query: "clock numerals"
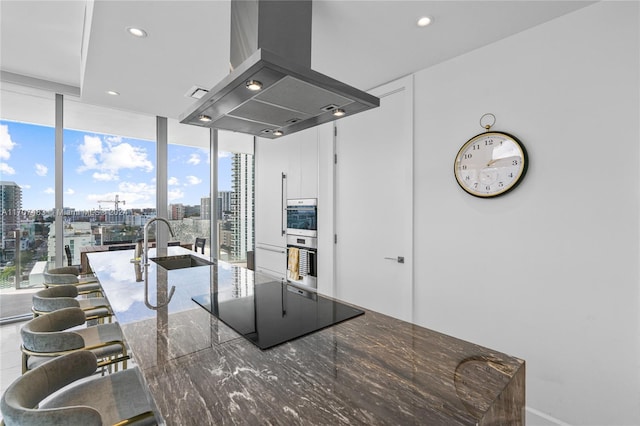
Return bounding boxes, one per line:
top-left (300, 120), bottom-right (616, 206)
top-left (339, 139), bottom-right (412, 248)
top-left (454, 131), bottom-right (528, 198)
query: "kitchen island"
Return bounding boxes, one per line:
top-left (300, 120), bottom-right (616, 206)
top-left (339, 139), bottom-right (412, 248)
top-left (87, 247), bottom-right (525, 425)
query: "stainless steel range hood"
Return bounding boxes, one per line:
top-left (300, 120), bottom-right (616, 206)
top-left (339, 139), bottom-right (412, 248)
top-left (179, 0), bottom-right (379, 139)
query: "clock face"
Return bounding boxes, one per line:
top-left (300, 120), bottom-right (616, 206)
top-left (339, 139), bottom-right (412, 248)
top-left (454, 131), bottom-right (528, 198)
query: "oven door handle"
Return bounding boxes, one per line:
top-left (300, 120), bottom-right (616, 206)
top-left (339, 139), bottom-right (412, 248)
top-left (281, 172), bottom-right (287, 236)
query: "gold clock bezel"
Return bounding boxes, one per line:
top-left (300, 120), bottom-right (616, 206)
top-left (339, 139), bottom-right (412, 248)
top-left (453, 131), bottom-right (528, 198)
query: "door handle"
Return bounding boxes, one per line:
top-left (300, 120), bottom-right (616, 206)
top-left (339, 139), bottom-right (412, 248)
top-left (384, 256), bottom-right (405, 264)
top-left (281, 172), bottom-right (287, 236)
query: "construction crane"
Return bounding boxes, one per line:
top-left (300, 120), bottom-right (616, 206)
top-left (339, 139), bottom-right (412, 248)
top-left (97, 194), bottom-right (126, 211)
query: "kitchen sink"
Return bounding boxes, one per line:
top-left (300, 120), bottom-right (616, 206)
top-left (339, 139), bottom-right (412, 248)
top-left (150, 254), bottom-right (214, 270)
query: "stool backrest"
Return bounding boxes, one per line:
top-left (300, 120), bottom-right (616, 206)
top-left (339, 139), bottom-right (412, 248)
top-left (21, 307), bottom-right (86, 353)
top-left (0, 351), bottom-right (101, 425)
top-left (195, 238), bottom-right (206, 254)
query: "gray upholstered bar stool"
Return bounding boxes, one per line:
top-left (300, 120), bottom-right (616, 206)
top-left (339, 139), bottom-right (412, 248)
top-left (20, 307), bottom-right (128, 374)
top-left (44, 267), bottom-right (101, 295)
top-left (1, 351), bottom-right (159, 426)
top-left (46, 265), bottom-right (97, 283)
top-left (32, 285), bottom-right (112, 322)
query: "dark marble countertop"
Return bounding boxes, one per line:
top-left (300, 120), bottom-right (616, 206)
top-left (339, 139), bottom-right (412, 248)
top-left (88, 247), bottom-right (525, 425)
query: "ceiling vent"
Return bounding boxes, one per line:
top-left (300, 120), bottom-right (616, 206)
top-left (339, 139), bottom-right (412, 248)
top-left (185, 86), bottom-right (209, 100)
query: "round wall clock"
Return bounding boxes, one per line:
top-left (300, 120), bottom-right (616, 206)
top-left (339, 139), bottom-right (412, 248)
top-left (453, 130), bottom-right (528, 198)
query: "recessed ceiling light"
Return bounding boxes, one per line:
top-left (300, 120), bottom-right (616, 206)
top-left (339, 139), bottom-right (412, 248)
top-left (106, 90), bottom-right (120, 96)
top-left (332, 108), bottom-right (346, 117)
top-left (417, 16), bottom-right (433, 27)
top-left (198, 115), bottom-right (212, 122)
top-left (273, 130), bottom-right (283, 136)
top-left (246, 80), bottom-right (263, 91)
top-left (127, 27), bottom-right (148, 38)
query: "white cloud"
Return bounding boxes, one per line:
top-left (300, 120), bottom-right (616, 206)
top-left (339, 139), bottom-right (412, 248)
top-left (0, 124), bottom-right (16, 160)
top-left (168, 188), bottom-right (185, 201)
top-left (92, 172), bottom-right (118, 181)
top-left (168, 176), bottom-right (179, 186)
top-left (87, 181), bottom-right (156, 208)
top-left (186, 175), bottom-right (202, 185)
top-left (118, 181), bottom-right (154, 194)
top-left (44, 187), bottom-right (54, 194)
top-left (65, 188), bottom-right (75, 195)
top-left (104, 143), bottom-right (153, 172)
top-left (35, 163), bottom-right (48, 176)
top-left (0, 162), bottom-right (15, 175)
top-left (218, 151), bottom-right (232, 159)
top-left (21, 184), bottom-right (31, 190)
top-left (187, 154), bottom-right (201, 165)
top-left (77, 135), bottom-right (153, 179)
top-left (78, 135), bottom-right (102, 170)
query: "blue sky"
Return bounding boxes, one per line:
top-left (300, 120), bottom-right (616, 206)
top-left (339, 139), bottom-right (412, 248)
top-left (0, 120), bottom-right (231, 211)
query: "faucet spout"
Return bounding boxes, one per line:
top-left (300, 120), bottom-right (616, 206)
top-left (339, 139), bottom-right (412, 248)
top-left (143, 217), bottom-right (176, 266)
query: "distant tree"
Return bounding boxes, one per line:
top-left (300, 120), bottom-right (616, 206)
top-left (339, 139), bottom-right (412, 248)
top-left (0, 266), bottom-right (16, 281)
top-left (19, 251), bottom-right (33, 267)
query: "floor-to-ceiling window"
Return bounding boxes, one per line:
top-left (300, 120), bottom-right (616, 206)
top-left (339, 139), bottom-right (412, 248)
top-left (218, 131), bottom-right (254, 265)
top-left (167, 119), bottom-right (210, 253)
top-left (0, 87), bottom-right (255, 322)
top-left (63, 99), bottom-right (156, 262)
top-left (0, 87), bottom-right (56, 322)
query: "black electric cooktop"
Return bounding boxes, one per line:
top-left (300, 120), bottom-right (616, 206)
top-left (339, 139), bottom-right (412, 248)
top-left (192, 281), bottom-right (364, 350)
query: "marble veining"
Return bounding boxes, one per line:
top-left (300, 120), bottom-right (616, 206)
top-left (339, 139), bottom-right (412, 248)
top-left (88, 247), bottom-right (525, 425)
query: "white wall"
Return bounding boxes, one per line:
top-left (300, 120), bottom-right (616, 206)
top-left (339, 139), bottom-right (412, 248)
top-left (412, 2), bottom-right (639, 424)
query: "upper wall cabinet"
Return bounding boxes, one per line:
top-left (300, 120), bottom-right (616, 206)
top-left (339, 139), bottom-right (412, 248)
top-left (255, 127), bottom-right (320, 247)
top-left (284, 127), bottom-right (320, 200)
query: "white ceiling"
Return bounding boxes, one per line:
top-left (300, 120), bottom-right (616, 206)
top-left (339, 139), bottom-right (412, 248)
top-left (1, 0), bottom-right (595, 123)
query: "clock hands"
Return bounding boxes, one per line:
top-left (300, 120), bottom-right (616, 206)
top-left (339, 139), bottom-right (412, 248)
top-left (486, 156), bottom-right (515, 167)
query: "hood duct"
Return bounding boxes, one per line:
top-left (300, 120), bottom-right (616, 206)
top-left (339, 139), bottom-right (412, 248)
top-left (179, 0), bottom-right (379, 139)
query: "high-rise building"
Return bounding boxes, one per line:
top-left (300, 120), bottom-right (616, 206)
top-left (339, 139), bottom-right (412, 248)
top-left (212, 191), bottom-right (232, 221)
top-left (200, 197), bottom-right (211, 220)
top-left (219, 191), bottom-right (232, 213)
top-left (169, 203), bottom-right (185, 220)
top-left (231, 154), bottom-right (254, 261)
top-left (1, 181), bottom-right (22, 262)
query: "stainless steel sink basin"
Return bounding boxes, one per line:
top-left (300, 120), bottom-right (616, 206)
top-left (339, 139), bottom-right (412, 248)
top-left (150, 254), bottom-right (213, 270)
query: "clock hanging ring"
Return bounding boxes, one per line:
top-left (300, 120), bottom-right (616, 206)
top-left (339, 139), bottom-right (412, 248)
top-left (453, 114), bottom-right (528, 198)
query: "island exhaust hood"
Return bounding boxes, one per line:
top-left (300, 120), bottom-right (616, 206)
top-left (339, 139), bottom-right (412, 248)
top-left (179, 0), bottom-right (379, 139)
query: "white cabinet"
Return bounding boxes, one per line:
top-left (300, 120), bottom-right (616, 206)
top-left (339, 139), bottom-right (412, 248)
top-left (255, 138), bottom-right (289, 247)
top-left (284, 128), bottom-right (319, 200)
top-left (254, 243), bottom-right (287, 280)
top-left (254, 126), bottom-right (322, 279)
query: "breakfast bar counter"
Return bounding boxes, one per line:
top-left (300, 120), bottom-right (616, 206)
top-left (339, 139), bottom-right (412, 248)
top-left (87, 247), bottom-right (525, 425)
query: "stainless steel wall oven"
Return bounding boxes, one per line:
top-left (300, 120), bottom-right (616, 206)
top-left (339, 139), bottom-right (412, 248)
top-left (286, 198), bottom-right (317, 238)
top-left (286, 199), bottom-right (317, 291)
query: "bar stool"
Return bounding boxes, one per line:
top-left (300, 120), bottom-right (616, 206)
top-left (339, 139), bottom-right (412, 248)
top-left (20, 307), bottom-right (128, 373)
top-left (195, 237), bottom-right (206, 254)
top-left (32, 285), bottom-right (112, 322)
top-left (44, 267), bottom-right (102, 296)
top-left (1, 351), bottom-right (159, 425)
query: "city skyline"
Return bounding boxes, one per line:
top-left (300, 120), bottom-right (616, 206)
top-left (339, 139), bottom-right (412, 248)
top-left (0, 120), bottom-right (232, 211)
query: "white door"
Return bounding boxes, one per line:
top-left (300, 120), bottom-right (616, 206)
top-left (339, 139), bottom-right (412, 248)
top-left (335, 76), bottom-right (413, 322)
